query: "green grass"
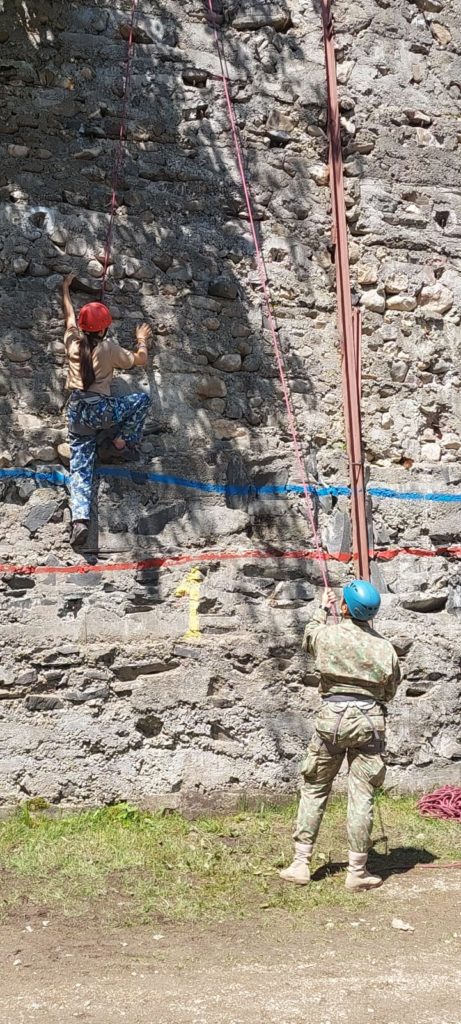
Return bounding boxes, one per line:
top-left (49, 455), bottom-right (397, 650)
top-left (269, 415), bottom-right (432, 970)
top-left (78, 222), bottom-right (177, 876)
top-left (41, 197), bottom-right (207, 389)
top-left (0, 797), bottom-right (459, 925)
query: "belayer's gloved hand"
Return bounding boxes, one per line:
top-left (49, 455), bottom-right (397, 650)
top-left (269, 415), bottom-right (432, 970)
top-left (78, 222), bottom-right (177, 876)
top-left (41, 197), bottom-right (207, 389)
top-left (321, 587), bottom-right (336, 611)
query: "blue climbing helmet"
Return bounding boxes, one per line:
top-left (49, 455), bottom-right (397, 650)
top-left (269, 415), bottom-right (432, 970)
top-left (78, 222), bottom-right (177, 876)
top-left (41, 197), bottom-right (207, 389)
top-left (342, 579), bottom-right (381, 621)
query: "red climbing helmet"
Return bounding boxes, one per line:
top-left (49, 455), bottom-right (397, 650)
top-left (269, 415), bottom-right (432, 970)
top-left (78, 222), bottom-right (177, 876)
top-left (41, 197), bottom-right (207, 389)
top-left (78, 302), bottom-right (112, 333)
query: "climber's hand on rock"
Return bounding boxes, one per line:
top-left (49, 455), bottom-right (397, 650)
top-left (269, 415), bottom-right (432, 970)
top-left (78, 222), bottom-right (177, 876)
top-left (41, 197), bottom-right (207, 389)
top-left (136, 323), bottom-right (152, 348)
top-left (132, 323), bottom-right (152, 367)
top-left (63, 273), bottom-right (76, 290)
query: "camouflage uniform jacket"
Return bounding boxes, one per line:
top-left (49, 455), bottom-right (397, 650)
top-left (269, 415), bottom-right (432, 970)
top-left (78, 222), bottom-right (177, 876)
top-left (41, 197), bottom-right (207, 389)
top-left (302, 609), bottom-right (401, 704)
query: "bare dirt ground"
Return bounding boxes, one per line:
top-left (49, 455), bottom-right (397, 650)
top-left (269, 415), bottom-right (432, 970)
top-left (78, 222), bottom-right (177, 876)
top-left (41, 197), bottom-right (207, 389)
top-left (0, 869), bottom-right (460, 1024)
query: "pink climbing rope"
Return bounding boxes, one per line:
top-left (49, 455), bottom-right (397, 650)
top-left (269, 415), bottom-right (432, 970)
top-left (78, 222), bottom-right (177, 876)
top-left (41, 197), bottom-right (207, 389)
top-left (418, 786), bottom-right (461, 822)
top-left (100, 0), bottom-right (139, 294)
top-left (205, 1), bottom-right (334, 603)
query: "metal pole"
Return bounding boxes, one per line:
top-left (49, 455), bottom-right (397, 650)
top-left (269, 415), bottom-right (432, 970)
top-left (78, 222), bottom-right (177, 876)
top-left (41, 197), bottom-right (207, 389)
top-left (320, 0), bottom-right (370, 581)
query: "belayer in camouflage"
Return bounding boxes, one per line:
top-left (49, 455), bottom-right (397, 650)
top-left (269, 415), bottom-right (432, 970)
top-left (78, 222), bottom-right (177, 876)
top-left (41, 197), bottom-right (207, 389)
top-left (280, 579), bottom-right (401, 891)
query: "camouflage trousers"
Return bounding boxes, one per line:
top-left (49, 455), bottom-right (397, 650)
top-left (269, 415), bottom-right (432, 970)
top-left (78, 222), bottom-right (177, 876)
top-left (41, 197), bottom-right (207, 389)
top-left (293, 703), bottom-right (386, 854)
top-left (67, 391), bottom-right (150, 521)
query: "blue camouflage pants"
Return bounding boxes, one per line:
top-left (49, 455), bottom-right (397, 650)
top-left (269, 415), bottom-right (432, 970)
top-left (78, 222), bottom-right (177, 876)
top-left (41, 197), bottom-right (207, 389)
top-left (67, 391), bottom-right (150, 521)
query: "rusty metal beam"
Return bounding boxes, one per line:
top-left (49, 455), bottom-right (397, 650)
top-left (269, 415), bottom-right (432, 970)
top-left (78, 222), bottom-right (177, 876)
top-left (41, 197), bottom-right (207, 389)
top-left (320, 0), bottom-right (370, 581)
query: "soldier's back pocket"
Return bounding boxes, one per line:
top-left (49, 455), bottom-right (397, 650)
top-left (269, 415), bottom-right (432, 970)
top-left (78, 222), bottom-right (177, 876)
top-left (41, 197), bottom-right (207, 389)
top-left (300, 733), bottom-right (343, 783)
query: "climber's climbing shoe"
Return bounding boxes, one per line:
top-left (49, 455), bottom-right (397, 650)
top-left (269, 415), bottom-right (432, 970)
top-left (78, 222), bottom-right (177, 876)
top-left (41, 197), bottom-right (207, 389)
top-left (70, 520), bottom-right (89, 547)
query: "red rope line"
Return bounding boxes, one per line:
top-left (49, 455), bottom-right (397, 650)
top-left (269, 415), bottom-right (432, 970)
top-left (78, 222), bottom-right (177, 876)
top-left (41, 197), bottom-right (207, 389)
top-left (0, 548), bottom-right (338, 578)
top-left (100, 0), bottom-right (139, 294)
top-left (1, 545), bottom-right (460, 579)
top-left (205, 1), bottom-right (334, 608)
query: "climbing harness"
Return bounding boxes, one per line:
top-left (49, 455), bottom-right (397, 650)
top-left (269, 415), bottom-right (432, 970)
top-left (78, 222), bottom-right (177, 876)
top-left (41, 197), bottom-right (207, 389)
top-left (67, 392), bottom-right (119, 435)
top-left (206, 0), bottom-right (336, 614)
top-left (100, 0), bottom-right (139, 295)
top-left (322, 697), bottom-right (384, 747)
top-left (66, 392), bottom-right (108, 437)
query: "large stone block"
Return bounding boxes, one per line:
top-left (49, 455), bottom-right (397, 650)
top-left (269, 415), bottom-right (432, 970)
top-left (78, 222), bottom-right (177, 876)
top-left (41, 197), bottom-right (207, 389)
top-left (231, 5), bottom-right (292, 32)
top-left (136, 503), bottom-right (186, 537)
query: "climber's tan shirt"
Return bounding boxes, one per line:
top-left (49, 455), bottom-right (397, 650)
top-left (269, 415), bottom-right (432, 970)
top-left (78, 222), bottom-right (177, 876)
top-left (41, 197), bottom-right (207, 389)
top-left (65, 327), bottom-right (135, 397)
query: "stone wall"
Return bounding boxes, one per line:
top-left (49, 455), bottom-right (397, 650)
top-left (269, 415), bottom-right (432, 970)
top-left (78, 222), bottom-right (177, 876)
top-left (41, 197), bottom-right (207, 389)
top-left (0, 0), bottom-right (460, 810)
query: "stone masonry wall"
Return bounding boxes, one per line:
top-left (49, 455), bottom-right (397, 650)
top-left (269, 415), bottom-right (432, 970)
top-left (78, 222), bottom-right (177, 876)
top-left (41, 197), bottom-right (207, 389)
top-left (0, 0), bottom-right (460, 810)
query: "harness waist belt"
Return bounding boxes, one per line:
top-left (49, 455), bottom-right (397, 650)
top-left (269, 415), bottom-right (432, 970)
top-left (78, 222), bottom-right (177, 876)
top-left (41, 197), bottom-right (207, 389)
top-left (322, 695), bottom-right (384, 746)
top-left (323, 693), bottom-right (380, 707)
top-left (69, 390), bottom-right (107, 404)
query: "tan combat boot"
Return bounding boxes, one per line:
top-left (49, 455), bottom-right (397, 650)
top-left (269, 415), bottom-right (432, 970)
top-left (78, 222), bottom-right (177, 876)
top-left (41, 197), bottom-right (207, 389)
top-left (279, 842), bottom-right (313, 885)
top-left (345, 851), bottom-right (383, 891)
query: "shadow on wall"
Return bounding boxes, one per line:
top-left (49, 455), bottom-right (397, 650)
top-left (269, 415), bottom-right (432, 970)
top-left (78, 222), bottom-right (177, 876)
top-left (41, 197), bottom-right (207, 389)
top-left (0, 0), bottom-right (341, 587)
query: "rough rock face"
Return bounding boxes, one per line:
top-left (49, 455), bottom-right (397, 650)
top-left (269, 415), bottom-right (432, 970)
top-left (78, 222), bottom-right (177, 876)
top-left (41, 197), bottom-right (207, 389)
top-left (0, 0), bottom-right (460, 809)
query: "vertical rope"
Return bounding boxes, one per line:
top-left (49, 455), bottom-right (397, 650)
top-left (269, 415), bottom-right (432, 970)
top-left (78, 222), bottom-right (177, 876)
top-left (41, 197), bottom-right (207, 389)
top-left (100, 0), bottom-right (139, 295)
top-left (206, 1), bottom-right (334, 602)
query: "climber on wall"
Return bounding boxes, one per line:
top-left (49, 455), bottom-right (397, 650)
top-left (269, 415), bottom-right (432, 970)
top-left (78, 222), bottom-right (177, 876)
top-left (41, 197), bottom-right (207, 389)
top-left (62, 272), bottom-right (152, 548)
top-left (280, 580), bottom-right (401, 892)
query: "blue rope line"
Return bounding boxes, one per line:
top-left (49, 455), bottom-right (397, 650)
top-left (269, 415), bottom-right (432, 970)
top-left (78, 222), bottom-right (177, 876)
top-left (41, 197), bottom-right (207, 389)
top-left (1, 466), bottom-right (461, 503)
